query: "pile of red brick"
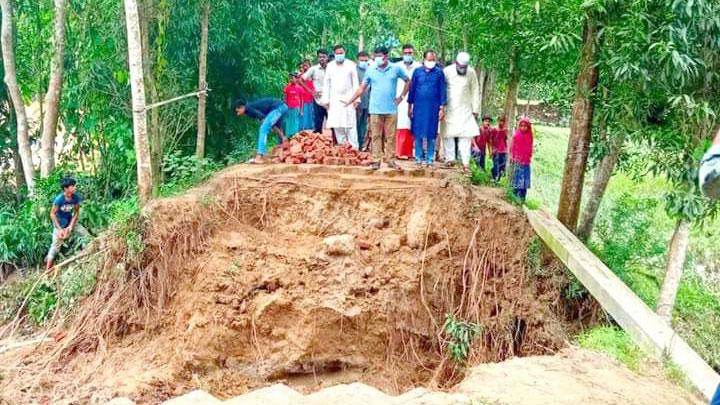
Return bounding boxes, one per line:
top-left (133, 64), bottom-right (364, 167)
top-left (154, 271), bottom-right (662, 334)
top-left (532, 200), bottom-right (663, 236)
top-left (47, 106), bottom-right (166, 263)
top-left (271, 131), bottom-right (373, 166)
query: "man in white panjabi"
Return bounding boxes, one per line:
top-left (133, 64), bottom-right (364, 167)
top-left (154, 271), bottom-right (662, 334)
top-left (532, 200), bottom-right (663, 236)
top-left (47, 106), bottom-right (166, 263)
top-left (441, 51), bottom-right (480, 173)
top-left (321, 44), bottom-right (359, 148)
top-left (395, 43), bottom-right (422, 159)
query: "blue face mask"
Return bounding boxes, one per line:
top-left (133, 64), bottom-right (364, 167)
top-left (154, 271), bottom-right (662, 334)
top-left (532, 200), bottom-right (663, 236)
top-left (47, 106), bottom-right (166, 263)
top-left (358, 61), bottom-right (368, 69)
top-left (403, 55), bottom-right (414, 63)
top-left (335, 54), bottom-right (346, 63)
top-left (374, 56), bottom-right (385, 65)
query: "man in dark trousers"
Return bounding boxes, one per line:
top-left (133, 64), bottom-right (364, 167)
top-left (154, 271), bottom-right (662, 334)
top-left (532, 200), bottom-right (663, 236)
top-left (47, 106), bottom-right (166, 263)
top-left (234, 97), bottom-right (288, 164)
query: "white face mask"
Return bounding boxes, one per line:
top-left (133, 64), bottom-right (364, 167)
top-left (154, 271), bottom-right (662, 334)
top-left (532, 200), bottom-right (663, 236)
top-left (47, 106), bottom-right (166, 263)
top-left (424, 61), bottom-right (437, 69)
top-left (374, 56), bottom-right (385, 66)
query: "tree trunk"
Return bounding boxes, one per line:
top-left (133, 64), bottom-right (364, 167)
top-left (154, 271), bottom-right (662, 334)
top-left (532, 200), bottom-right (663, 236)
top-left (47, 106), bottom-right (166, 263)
top-left (12, 138), bottom-right (24, 199)
top-left (477, 68), bottom-right (486, 114)
top-left (1, 0), bottom-right (34, 195)
top-left (435, 15), bottom-right (445, 63)
top-left (656, 219), bottom-right (691, 324)
top-left (557, 16), bottom-right (599, 231)
top-left (357, 0), bottom-right (365, 51)
top-left (195, 0), bottom-right (209, 160)
top-left (124, 0), bottom-right (153, 204)
top-left (576, 131), bottom-right (623, 241)
top-left (139, 0), bottom-right (161, 193)
top-left (482, 69), bottom-right (496, 117)
top-left (40, 0), bottom-right (67, 178)
top-left (503, 49), bottom-right (520, 135)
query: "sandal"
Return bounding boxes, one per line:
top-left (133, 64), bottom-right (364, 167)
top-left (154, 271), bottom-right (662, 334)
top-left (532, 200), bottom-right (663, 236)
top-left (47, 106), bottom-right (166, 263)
top-left (246, 156), bottom-right (267, 165)
top-left (371, 162), bottom-right (381, 170)
top-left (389, 160), bottom-right (402, 170)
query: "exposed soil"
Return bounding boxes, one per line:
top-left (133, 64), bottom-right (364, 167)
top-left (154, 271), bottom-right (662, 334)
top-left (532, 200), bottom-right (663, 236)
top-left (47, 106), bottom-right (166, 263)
top-left (1, 164), bottom-right (577, 404)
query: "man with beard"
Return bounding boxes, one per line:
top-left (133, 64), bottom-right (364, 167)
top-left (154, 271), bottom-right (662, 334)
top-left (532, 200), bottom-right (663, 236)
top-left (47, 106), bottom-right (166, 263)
top-left (440, 51), bottom-right (480, 173)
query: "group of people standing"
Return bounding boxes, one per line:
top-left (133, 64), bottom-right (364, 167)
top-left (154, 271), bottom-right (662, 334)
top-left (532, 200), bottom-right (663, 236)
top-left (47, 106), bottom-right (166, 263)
top-left (233, 43), bottom-right (535, 200)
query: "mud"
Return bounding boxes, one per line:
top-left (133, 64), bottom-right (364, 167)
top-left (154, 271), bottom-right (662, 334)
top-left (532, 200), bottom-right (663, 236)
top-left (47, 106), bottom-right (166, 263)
top-left (0, 165), bottom-right (572, 404)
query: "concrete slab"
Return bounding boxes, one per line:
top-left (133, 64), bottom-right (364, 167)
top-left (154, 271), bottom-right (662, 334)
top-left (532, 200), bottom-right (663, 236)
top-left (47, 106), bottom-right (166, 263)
top-left (525, 208), bottom-right (720, 400)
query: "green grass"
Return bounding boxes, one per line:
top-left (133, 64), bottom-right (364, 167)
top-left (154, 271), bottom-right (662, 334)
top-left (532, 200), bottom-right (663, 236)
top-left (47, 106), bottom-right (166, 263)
top-left (576, 326), bottom-right (645, 371)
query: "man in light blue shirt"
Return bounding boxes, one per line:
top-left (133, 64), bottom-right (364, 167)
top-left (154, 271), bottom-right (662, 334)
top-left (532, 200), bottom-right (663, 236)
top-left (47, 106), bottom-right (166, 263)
top-left (346, 46), bottom-right (410, 169)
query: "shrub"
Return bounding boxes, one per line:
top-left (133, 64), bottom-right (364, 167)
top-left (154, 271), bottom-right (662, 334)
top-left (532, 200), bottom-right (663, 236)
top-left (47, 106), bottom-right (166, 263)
top-left (576, 326), bottom-right (645, 371)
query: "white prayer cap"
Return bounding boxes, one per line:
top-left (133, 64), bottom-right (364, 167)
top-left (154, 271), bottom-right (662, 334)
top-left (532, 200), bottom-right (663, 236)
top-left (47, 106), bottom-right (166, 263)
top-left (456, 52), bottom-right (470, 66)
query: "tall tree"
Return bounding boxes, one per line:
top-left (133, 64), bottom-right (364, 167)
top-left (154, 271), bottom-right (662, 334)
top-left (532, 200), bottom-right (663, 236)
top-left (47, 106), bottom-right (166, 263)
top-left (656, 219), bottom-right (691, 323)
top-left (124, 0), bottom-right (153, 204)
top-left (502, 48), bottom-right (520, 133)
top-left (195, 0), bottom-right (209, 160)
top-left (576, 132), bottom-right (623, 241)
top-left (40, 0), bottom-right (68, 177)
top-left (557, 14), bottom-right (599, 231)
top-left (1, 0), bottom-right (34, 194)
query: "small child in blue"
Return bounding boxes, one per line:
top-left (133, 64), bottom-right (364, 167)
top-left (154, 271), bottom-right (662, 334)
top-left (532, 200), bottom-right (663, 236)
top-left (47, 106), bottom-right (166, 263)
top-left (46, 177), bottom-right (90, 270)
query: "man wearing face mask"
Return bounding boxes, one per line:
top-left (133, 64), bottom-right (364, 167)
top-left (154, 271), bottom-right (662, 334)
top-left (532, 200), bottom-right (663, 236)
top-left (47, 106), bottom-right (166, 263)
top-left (321, 45), bottom-right (359, 148)
top-left (441, 51), bottom-right (480, 173)
top-left (395, 44), bottom-right (422, 160)
top-left (356, 51), bottom-right (372, 150)
top-left (345, 46), bottom-right (410, 170)
top-left (408, 49), bottom-right (446, 168)
top-left (301, 49), bottom-right (329, 133)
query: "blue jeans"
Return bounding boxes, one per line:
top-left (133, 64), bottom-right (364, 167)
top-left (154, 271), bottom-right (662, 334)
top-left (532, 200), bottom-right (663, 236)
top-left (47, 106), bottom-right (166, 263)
top-left (472, 148), bottom-right (486, 170)
top-left (258, 104), bottom-right (288, 155)
top-left (302, 103), bottom-right (314, 130)
top-left (492, 153), bottom-right (508, 181)
top-left (414, 136), bottom-right (436, 165)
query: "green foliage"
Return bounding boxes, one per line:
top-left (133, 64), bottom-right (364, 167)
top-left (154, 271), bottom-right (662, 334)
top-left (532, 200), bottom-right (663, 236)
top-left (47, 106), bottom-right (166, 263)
top-left (576, 326), bottom-right (645, 372)
top-left (0, 201), bottom-right (50, 268)
top-left (672, 275), bottom-right (720, 370)
top-left (662, 358), bottom-right (693, 391)
top-left (26, 280), bottom-right (57, 325)
top-left (590, 193), bottom-right (667, 288)
top-left (469, 159), bottom-right (492, 186)
top-left (525, 236), bottom-right (544, 277)
top-left (107, 197), bottom-right (144, 259)
top-left (443, 313), bottom-right (481, 364)
top-left (160, 151), bottom-right (220, 196)
top-left (563, 273), bottom-right (588, 300)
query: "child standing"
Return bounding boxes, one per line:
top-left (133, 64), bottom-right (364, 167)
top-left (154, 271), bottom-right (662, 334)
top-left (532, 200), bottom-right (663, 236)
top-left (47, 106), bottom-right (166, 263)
top-left (299, 61), bottom-right (315, 130)
top-left (472, 115), bottom-right (493, 171)
top-left (510, 116), bottom-right (534, 201)
top-left (283, 72), bottom-right (305, 137)
top-left (491, 116), bottom-right (509, 182)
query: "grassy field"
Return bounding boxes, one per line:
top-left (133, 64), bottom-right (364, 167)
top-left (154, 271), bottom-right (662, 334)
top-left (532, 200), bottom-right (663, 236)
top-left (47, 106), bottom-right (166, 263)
top-left (531, 125), bottom-right (720, 372)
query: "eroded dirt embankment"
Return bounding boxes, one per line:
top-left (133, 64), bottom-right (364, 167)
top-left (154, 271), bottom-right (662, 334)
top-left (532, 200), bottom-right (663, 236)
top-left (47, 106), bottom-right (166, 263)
top-left (1, 165), bottom-right (574, 404)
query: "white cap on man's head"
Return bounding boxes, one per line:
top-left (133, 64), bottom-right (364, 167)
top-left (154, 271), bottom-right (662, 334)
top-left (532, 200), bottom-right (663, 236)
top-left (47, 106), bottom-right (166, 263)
top-left (456, 52), bottom-right (470, 66)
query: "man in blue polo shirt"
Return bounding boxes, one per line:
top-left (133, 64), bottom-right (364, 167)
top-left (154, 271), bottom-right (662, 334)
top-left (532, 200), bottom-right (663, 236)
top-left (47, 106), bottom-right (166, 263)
top-left (346, 46), bottom-right (410, 169)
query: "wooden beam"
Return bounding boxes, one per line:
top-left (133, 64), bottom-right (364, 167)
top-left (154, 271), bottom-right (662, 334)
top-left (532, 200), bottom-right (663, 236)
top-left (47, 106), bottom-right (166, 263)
top-left (525, 208), bottom-right (720, 400)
